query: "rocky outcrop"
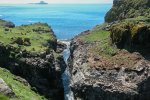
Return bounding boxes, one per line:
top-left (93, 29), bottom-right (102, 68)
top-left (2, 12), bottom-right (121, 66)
top-left (105, 0), bottom-right (150, 22)
top-left (69, 1), bottom-right (150, 99)
top-left (104, 0), bottom-right (150, 55)
top-left (0, 78), bottom-right (15, 97)
top-left (110, 20), bottom-right (150, 53)
top-left (0, 21), bottom-right (66, 100)
top-left (0, 19), bottom-right (15, 28)
top-left (69, 28), bottom-right (150, 100)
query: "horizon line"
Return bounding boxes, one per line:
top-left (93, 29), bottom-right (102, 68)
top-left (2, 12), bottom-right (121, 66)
top-left (0, 3), bottom-right (113, 4)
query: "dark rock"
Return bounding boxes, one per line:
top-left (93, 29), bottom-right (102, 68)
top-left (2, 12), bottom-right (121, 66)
top-left (0, 19), bottom-right (15, 28)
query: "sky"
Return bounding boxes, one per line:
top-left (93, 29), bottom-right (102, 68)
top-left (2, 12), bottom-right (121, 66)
top-left (0, 0), bottom-right (113, 4)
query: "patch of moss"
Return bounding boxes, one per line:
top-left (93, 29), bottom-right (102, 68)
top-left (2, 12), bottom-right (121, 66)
top-left (0, 67), bottom-right (46, 100)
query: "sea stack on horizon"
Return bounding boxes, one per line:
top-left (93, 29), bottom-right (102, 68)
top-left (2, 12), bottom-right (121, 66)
top-left (29, 1), bottom-right (48, 4)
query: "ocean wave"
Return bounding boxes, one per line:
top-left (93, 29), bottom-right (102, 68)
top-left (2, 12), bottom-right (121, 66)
top-left (0, 15), bottom-right (3, 17)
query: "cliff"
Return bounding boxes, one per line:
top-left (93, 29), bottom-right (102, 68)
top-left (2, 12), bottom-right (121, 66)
top-left (105, 0), bottom-right (150, 54)
top-left (69, 25), bottom-right (150, 100)
top-left (105, 0), bottom-right (150, 22)
top-left (0, 20), bottom-right (66, 100)
top-left (69, 0), bottom-right (150, 100)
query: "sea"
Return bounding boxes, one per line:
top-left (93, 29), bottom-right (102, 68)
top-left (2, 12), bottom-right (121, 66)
top-left (0, 4), bottom-right (112, 39)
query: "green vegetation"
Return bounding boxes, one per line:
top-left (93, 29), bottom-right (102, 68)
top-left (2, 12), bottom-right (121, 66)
top-left (0, 22), bottom-right (56, 53)
top-left (0, 94), bottom-right (9, 100)
top-left (105, 0), bottom-right (150, 22)
top-left (78, 28), bottom-right (118, 57)
top-left (110, 18), bottom-right (150, 53)
top-left (125, 16), bottom-right (150, 22)
top-left (0, 67), bottom-right (46, 100)
top-left (79, 30), bottom-right (110, 43)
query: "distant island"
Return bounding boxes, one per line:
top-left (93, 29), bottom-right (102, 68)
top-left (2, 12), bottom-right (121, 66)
top-left (29, 1), bottom-right (48, 4)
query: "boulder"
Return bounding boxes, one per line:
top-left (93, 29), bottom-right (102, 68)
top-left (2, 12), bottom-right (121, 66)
top-left (0, 78), bottom-right (15, 97)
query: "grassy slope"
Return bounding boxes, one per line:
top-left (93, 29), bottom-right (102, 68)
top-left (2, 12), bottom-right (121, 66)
top-left (0, 67), bottom-right (46, 100)
top-left (78, 27), bottom-right (118, 57)
top-left (0, 23), bottom-right (56, 53)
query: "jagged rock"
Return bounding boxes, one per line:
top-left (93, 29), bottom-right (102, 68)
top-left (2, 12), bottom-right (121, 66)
top-left (56, 41), bottom-right (67, 53)
top-left (0, 78), bottom-right (15, 97)
top-left (69, 26), bottom-right (150, 100)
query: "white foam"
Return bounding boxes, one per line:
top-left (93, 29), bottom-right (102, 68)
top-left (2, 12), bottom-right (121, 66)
top-left (61, 39), bottom-right (75, 100)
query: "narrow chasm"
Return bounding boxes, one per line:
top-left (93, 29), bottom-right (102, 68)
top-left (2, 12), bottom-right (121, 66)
top-left (60, 40), bottom-right (74, 100)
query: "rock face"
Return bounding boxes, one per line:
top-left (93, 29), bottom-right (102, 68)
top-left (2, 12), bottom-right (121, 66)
top-left (105, 0), bottom-right (150, 22)
top-left (69, 28), bottom-right (150, 100)
top-left (69, 0), bottom-right (150, 99)
top-left (0, 20), bottom-right (66, 99)
top-left (110, 20), bottom-right (150, 52)
top-left (105, 0), bottom-right (150, 54)
top-left (0, 78), bottom-right (15, 97)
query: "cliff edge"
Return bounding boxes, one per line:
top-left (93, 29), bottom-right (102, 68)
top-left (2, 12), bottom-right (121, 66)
top-left (0, 20), bottom-right (66, 100)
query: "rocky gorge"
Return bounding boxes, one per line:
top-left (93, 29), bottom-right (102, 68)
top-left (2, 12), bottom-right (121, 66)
top-left (0, 0), bottom-right (150, 100)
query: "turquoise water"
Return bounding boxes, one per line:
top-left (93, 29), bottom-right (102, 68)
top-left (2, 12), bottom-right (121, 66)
top-left (0, 4), bottom-right (112, 39)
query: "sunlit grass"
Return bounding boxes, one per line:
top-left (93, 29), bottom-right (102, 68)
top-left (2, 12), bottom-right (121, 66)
top-left (0, 67), bottom-right (46, 100)
top-left (0, 23), bottom-right (56, 53)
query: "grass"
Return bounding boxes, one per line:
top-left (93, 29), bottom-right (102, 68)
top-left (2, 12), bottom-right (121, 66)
top-left (0, 94), bottom-right (9, 100)
top-left (79, 29), bottom-right (110, 43)
top-left (78, 29), bottom-right (118, 57)
top-left (0, 67), bottom-right (46, 100)
top-left (0, 23), bottom-right (56, 53)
